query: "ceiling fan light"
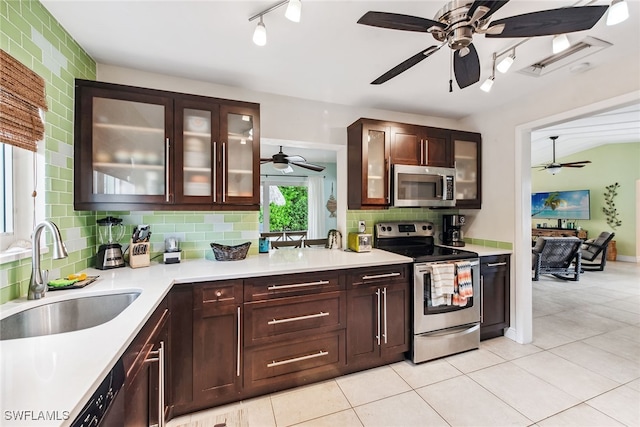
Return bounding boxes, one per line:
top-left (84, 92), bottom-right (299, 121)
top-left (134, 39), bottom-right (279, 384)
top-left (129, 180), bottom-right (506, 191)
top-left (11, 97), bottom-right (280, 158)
top-left (480, 77), bottom-right (494, 93)
top-left (552, 34), bottom-right (570, 54)
top-left (546, 165), bottom-right (562, 175)
top-left (607, 0), bottom-right (629, 25)
top-left (253, 17), bottom-right (267, 46)
top-left (496, 55), bottom-right (514, 73)
top-left (285, 0), bottom-right (302, 23)
top-left (273, 162), bottom-right (289, 170)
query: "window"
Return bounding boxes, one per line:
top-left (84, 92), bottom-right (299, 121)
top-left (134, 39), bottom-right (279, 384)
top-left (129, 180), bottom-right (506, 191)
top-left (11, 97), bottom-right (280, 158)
top-left (260, 179), bottom-right (308, 233)
top-left (1, 143), bottom-right (13, 234)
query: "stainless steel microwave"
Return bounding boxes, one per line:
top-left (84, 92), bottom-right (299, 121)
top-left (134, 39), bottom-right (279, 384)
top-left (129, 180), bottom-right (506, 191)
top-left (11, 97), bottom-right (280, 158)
top-left (392, 164), bottom-right (456, 207)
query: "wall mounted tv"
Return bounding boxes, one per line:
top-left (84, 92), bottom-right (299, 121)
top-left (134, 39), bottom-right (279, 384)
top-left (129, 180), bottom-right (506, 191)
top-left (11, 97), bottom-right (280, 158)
top-left (531, 189), bottom-right (591, 220)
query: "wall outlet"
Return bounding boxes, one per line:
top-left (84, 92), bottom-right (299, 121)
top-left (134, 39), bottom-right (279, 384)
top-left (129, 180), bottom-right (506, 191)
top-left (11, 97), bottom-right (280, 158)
top-left (358, 220), bottom-right (366, 233)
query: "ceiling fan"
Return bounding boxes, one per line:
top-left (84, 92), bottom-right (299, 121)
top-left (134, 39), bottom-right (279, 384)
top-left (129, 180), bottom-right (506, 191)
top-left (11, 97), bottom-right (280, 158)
top-left (260, 146), bottom-right (326, 173)
top-left (357, 0), bottom-right (609, 89)
top-left (535, 136), bottom-right (591, 174)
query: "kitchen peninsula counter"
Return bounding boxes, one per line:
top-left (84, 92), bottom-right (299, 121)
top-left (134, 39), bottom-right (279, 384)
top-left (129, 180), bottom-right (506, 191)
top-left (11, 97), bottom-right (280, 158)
top-left (0, 248), bottom-right (411, 427)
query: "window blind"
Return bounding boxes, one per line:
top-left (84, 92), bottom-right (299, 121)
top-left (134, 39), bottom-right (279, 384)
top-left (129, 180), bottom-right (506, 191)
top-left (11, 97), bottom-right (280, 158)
top-left (0, 49), bottom-right (48, 152)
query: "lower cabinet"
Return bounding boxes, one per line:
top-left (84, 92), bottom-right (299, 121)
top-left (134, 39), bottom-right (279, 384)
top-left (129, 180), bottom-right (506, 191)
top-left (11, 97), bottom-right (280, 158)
top-left (480, 255), bottom-right (511, 340)
top-left (346, 265), bottom-right (410, 371)
top-left (166, 264), bottom-right (411, 420)
top-left (122, 296), bottom-right (170, 426)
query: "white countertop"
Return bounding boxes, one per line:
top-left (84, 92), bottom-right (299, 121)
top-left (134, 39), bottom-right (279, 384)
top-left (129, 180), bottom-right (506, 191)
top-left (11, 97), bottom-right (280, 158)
top-left (455, 244), bottom-right (512, 257)
top-left (0, 248), bottom-right (411, 427)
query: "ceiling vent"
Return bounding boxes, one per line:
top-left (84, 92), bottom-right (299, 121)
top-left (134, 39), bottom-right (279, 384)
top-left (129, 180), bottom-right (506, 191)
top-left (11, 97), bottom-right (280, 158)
top-left (518, 36), bottom-right (612, 77)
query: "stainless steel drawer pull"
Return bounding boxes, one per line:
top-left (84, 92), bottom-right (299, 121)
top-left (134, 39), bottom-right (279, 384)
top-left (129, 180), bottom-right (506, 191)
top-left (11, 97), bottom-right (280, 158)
top-left (487, 262), bottom-right (507, 267)
top-left (267, 350), bottom-right (329, 368)
top-left (362, 272), bottom-right (401, 280)
top-left (267, 280), bottom-right (330, 290)
top-left (268, 311), bottom-right (329, 325)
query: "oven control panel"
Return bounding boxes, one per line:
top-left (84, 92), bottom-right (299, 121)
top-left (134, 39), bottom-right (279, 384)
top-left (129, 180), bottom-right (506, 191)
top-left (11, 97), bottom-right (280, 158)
top-left (375, 222), bottom-right (434, 238)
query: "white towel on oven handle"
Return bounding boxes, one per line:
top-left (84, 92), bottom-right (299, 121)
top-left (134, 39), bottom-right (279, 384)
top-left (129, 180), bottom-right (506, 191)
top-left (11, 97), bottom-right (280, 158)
top-left (430, 263), bottom-right (455, 297)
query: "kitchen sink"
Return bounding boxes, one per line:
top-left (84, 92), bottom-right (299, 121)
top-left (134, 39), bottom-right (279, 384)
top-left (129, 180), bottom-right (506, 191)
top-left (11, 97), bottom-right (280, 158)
top-left (0, 291), bottom-right (140, 341)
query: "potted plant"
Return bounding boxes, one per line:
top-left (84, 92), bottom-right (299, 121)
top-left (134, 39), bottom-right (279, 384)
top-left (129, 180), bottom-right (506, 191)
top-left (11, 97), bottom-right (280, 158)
top-left (602, 182), bottom-right (621, 261)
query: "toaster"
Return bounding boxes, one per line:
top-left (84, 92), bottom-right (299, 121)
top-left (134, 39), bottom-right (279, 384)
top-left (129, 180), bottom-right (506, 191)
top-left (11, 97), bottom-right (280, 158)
top-left (348, 232), bottom-right (372, 252)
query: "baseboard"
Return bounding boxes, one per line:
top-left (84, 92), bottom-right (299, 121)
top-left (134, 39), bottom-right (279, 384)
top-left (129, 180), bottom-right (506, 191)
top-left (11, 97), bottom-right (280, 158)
top-left (612, 255), bottom-right (638, 263)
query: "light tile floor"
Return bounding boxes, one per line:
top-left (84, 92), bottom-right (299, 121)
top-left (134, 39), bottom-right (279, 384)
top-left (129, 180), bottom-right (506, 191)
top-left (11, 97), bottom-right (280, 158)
top-left (169, 261), bottom-right (640, 427)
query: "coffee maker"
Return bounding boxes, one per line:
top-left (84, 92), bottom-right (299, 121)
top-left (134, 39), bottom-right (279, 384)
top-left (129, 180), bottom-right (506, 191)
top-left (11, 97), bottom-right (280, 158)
top-left (96, 216), bottom-right (126, 269)
top-left (442, 214), bottom-right (466, 247)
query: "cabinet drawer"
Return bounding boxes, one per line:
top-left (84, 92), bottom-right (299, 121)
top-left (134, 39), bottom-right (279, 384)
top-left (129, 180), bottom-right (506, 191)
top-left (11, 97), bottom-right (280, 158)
top-left (244, 291), bottom-right (346, 346)
top-left (193, 280), bottom-right (243, 309)
top-left (244, 272), bottom-right (343, 301)
top-left (245, 331), bottom-right (345, 390)
top-left (346, 264), bottom-right (409, 287)
top-left (480, 255), bottom-right (510, 271)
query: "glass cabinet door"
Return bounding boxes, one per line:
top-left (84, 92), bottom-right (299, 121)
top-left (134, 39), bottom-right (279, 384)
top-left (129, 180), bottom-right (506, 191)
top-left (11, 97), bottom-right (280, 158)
top-left (220, 105), bottom-right (259, 205)
top-left (92, 97), bottom-right (167, 198)
top-left (363, 124), bottom-right (389, 205)
top-left (174, 99), bottom-right (219, 204)
top-left (453, 131), bottom-right (482, 209)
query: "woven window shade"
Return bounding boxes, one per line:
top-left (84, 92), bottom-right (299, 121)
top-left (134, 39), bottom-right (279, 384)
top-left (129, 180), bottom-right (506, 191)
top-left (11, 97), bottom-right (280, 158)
top-left (0, 49), bottom-right (48, 152)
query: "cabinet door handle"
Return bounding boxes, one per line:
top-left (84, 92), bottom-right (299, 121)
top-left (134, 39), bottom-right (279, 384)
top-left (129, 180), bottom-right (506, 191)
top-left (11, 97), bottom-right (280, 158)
top-left (376, 288), bottom-right (381, 346)
top-left (267, 280), bottom-right (330, 290)
top-left (267, 350), bottom-right (329, 368)
top-left (237, 306), bottom-right (241, 377)
top-left (146, 341), bottom-right (165, 427)
top-left (222, 143), bottom-right (226, 203)
top-left (382, 287), bottom-right (388, 344)
top-left (362, 272), bottom-right (401, 280)
top-left (268, 311), bottom-right (329, 325)
top-left (480, 275), bottom-right (484, 323)
top-left (420, 139), bottom-right (424, 165)
top-left (213, 141), bottom-right (217, 203)
top-left (165, 138), bottom-right (170, 202)
top-left (487, 262), bottom-right (507, 267)
top-left (424, 139), bottom-right (429, 164)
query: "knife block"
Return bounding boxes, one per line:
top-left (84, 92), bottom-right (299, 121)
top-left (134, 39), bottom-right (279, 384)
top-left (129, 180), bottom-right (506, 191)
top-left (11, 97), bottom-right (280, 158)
top-left (129, 240), bottom-right (150, 268)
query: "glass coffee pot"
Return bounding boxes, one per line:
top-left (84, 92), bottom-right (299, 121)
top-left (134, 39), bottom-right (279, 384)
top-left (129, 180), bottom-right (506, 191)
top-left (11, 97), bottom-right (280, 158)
top-left (96, 216), bottom-right (126, 269)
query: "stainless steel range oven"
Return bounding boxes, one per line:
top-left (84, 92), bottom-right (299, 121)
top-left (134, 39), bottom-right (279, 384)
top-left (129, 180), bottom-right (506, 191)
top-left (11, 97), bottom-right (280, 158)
top-left (375, 221), bottom-right (480, 363)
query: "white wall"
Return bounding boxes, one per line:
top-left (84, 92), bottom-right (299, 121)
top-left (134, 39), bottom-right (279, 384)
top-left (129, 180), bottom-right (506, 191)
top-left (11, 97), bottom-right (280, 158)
top-left (461, 55), bottom-right (640, 344)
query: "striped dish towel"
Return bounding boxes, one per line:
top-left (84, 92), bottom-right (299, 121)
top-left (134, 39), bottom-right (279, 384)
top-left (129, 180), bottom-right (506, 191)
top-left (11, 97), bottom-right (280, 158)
top-left (454, 261), bottom-right (473, 307)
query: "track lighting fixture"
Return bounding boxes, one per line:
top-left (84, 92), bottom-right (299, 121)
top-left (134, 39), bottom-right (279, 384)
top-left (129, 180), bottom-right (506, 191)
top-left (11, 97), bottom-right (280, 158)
top-left (249, 0), bottom-right (302, 46)
top-left (252, 16), bottom-right (267, 46)
top-left (480, 53), bottom-right (496, 93)
top-left (607, 0), bottom-right (629, 25)
top-left (496, 49), bottom-right (515, 73)
top-left (552, 34), bottom-right (570, 54)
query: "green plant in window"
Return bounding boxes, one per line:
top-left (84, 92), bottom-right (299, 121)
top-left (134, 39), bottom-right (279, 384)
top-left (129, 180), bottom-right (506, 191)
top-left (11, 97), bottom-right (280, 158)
top-left (603, 182), bottom-right (622, 229)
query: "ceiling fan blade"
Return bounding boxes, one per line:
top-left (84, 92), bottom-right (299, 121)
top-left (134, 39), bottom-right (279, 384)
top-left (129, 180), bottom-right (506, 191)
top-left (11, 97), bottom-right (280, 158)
top-left (560, 161), bottom-right (592, 167)
top-left (284, 155), bottom-right (306, 163)
top-left (468, 1), bottom-right (510, 22)
top-left (290, 162), bottom-right (326, 172)
top-left (371, 46), bottom-right (440, 85)
top-left (486, 6), bottom-right (608, 38)
top-left (260, 158), bottom-right (274, 163)
top-left (357, 11), bottom-right (445, 33)
top-left (453, 43), bottom-right (480, 89)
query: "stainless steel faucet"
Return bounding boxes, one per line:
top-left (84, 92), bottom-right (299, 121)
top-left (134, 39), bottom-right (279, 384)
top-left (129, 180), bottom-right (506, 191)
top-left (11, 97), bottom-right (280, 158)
top-left (29, 220), bottom-right (69, 300)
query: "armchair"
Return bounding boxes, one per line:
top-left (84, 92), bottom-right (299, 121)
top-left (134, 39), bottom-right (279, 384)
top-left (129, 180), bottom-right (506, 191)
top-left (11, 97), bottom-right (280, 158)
top-left (532, 237), bottom-right (582, 281)
top-left (581, 232), bottom-right (615, 271)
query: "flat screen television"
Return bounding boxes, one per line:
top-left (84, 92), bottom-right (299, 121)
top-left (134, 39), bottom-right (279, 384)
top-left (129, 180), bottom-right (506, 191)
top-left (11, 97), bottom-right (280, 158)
top-left (531, 189), bottom-right (590, 220)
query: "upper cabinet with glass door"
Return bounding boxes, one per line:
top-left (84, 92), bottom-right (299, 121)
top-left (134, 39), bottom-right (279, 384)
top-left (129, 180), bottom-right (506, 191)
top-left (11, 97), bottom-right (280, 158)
top-left (452, 131), bottom-right (481, 209)
top-left (74, 80), bottom-right (260, 211)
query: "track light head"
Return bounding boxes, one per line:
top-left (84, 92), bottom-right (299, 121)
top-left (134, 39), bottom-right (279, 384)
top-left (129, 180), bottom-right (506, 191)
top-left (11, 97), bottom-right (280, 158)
top-left (496, 54), bottom-right (515, 73)
top-left (552, 34), bottom-right (570, 54)
top-left (607, 0), bottom-right (629, 25)
top-left (285, 0), bottom-right (302, 22)
top-left (480, 77), bottom-right (494, 92)
top-left (253, 16), bottom-right (267, 46)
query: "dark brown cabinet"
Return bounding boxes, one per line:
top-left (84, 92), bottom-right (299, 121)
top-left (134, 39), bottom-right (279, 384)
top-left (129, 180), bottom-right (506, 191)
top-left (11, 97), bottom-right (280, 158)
top-left (192, 281), bottom-right (243, 405)
top-left (348, 117), bottom-right (481, 209)
top-left (122, 296), bottom-right (170, 426)
top-left (243, 272), bottom-right (347, 394)
top-left (480, 255), bottom-right (510, 340)
top-left (74, 79), bottom-right (259, 211)
top-left (391, 124), bottom-right (452, 167)
top-left (452, 130), bottom-right (482, 209)
top-left (346, 265), bottom-right (410, 371)
top-left (347, 119), bottom-right (391, 209)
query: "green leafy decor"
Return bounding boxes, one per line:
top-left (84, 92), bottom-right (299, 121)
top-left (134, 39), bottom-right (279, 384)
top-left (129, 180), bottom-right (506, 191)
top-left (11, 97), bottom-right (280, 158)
top-left (603, 182), bottom-right (622, 229)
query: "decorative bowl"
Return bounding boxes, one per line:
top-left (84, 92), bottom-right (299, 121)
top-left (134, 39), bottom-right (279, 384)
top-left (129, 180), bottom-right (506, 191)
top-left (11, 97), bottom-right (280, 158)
top-left (210, 242), bottom-right (251, 261)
